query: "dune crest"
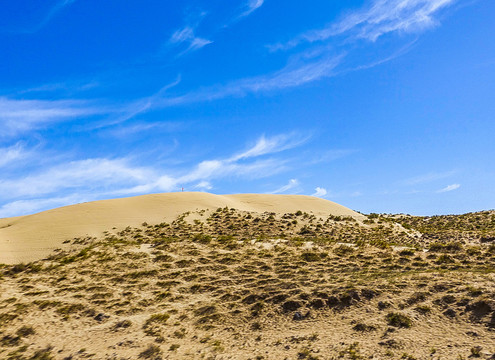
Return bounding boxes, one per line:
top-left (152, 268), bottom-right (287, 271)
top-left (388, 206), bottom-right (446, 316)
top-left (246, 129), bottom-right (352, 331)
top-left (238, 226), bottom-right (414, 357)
top-left (0, 192), bottom-right (362, 264)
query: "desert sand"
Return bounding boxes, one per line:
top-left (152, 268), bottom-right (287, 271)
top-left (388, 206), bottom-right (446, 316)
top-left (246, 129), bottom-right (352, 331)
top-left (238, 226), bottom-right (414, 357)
top-left (0, 192), bottom-right (363, 265)
top-left (0, 194), bottom-right (494, 359)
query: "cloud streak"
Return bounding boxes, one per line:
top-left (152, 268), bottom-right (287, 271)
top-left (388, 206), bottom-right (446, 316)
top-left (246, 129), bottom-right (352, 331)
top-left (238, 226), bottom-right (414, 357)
top-left (271, 179), bottom-right (299, 194)
top-left (152, 53), bottom-right (344, 108)
top-left (0, 143), bottom-right (29, 168)
top-left (0, 97), bottom-right (110, 137)
top-left (10, 0), bottom-right (77, 34)
top-left (239, 0), bottom-right (265, 18)
top-left (169, 19), bottom-right (213, 56)
top-left (271, 0), bottom-right (456, 51)
top-left (402, 170), bottom-right (456, 186)
top-left (437, 183), bottom-right (460, 192)
top-left (0, 133), bottom-right (302, 217)
top-left (7, 1), bottom-right (455, 128)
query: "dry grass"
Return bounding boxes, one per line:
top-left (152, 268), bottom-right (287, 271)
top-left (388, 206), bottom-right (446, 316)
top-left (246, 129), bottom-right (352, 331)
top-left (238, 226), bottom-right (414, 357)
top-left (0, 208), bottom-right (494, 359)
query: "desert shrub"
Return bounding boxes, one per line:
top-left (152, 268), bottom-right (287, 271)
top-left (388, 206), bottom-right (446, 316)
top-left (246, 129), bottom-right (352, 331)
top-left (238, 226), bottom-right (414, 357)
top-left (470, 346), bottom-right (482, 357)
top-left (352, 323), bottom-right (376, 332)
top-left (414, 305), bottom-right (431, 314)
top-left (55, 303), bottom-right (86, 317)
top-left (429, 242), bottom-right (462, 253)
top-left (16, 325), bottom-right (35, 337)
top-left (139, 344), bottom-right (162, 359)
top-left (194, 305), bottom-right (216, 317)
top-left (369, 238), bottom-right (390, 249)
top-left (333, 245), bottom-right (355, 256)
top-left (154, 254), bottom-right (173, 262)
top-left (436, 254), bottom-right (455, 264)
top-left (406, 292), bottom-right (427, 305)
top-left (300, 252), bottom-right (321, 262)
top-left (113, 319), bottom-right (132, 330)
top-left (193, 233), bottom-right (212, 244)
top-left (339, 342), bottom-right (362, 360)
top-left (143, 313), bottom-right (170, 337)
top-left (30, 346), bottom-right (55, 360)
top-left (144, 313), bottom-right (170, 326)
top-left (386, 312), bottom-right (412, 328)
top-left (399, 249), bottom-right (415, 256)
top-left (173, 328), bottom-right (187, 338)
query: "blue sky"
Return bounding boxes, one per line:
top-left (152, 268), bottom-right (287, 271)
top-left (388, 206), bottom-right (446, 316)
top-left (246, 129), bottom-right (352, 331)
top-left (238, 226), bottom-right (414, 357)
top-left (1, 0), bottom-right (494, 217)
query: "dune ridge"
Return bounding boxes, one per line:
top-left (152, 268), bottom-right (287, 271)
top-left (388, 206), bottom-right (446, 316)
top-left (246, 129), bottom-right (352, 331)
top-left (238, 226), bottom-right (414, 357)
top-left (0, 192), bottom-right (362, 264)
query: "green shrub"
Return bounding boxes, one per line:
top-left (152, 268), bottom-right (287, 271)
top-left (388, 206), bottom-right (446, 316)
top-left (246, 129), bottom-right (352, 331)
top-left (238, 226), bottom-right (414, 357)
top-left (386, 312), bottom-right (412, 328)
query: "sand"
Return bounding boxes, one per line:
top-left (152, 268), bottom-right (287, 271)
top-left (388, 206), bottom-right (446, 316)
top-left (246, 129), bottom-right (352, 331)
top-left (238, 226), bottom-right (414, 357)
top-left (0, 192), bottom-right (363, 264)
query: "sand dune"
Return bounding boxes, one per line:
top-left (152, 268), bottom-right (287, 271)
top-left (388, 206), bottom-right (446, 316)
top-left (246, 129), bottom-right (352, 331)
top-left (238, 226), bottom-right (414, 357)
top-left (0, 192), bottom-right (362, 264)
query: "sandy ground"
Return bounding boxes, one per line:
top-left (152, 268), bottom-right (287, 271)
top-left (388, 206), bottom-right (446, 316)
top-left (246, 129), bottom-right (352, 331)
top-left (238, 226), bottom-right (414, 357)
top-left (0, 199), bottom-right (494, 359)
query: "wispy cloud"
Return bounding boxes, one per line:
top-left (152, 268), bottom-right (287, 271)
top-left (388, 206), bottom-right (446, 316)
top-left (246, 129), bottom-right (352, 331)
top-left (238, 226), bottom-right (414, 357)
top-left (0, 97), bottom-right (109, 137)
top-left (93, 76), bottom-right (182, 129)
top-left (169, 23), bottom-right (213, 56)
top-left (0, 194), bottom-right (89, 219)
top-left (310, 149), bottom-right (358, 164)
top-left (10, 0), bottom-right (77, 34)
top-left (271, 179), bottom-right (299, 194)
top-left (437, 183), bottom-right (460, 193)
top-left (0, 133), bottom-right (302, 217)
top-left (147, 0), bottom-right (455, 111)
top-left (0, 143), bottom-right (29, 168)
top-left (230, 133), bottom-right (309, 162)
top-left (402, 170), bottom-right (456, 186)
top-left (66, 53), bottom-right (342, 126)
top-left (18, 80), bottom-right (99, 95)
top-left (153, 53), bottom-right (344, 108)
top-left (271, 0), bottom-right (456, 51)
top-left (312, 187), bottom-right (328, 197)
top-left (193, 181), bottom-right (213, 191)
top-left (239, 0), bottom-right (265, 18)
top-left (105, 121), bottom-right (185, 138)
top-left (0, 158), bottom-right (152, 201)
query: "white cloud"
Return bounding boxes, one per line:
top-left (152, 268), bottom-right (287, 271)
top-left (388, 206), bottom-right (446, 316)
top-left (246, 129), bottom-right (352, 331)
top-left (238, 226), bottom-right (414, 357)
top-left (271, 179), bottom-right (299, 194)
top-left (169, 25), bottom-right (213, 55)
top-left (312, 187), bottom-right (328, 197)
top-left (12, 0), bottom-right (77, 34)
top-left (0, 97), bottom-right (109, 137)
top-left (239, 0), bottom-right (265, 18)
top-left (0, 133), bottom-right (301, 217)
top-left (0, 143), bottom-right (28, 167)
top-left (90, 76), bottom-right (182, 129)
top-left (0, 158), bottom-right (152, 200)
top-left (230, 133), bottom-right (309, 161)
top-left (154, 53), bottom-right (344, 107)
top-left (310, 149), bottom-right (358, 164)
top-left (272, 0), bottom-right (456, 50)
top-left (437, 183), bottom-right (460, 193)
top-left (192, 181), bottom-right (213, 191)
top-left (0, 194), bottom-right (89, 218)
top-left (19, 80), bottom-right (99, 95)
top-left (402, 170), bottom-right (456, 186)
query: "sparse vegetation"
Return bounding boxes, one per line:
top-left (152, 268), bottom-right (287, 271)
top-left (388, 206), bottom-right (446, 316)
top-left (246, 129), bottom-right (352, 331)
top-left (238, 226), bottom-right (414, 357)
top-left (0, 208), bottom-right (494, 358)
top-left (386, 312), bottom-right (412, 328)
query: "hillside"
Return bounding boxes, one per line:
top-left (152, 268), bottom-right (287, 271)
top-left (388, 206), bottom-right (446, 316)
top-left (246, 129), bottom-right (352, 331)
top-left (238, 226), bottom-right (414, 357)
top-left (0, 195), bottom-right (494, 359)
top-left (0, 192), bottom-right (363, 264)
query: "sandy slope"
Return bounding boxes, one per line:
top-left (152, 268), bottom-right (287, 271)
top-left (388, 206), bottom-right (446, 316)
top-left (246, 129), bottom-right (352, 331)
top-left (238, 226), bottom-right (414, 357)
top-left (0, 192), bottom-right (362, 264)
